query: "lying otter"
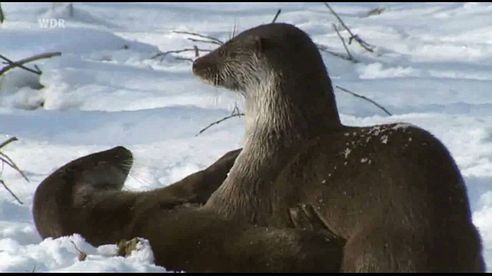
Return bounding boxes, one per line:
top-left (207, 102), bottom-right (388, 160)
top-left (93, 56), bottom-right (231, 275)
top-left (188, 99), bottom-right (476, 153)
top-left (193, 23), bottom-right (485, 272)
top-left (32, 146), bottom-right (344, 272)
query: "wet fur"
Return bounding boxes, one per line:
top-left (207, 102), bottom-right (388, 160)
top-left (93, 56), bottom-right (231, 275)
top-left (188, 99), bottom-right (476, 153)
top-left (193, 23), bottom-right (485, 272)
top-left (32, 146), bottom-right (343, 272)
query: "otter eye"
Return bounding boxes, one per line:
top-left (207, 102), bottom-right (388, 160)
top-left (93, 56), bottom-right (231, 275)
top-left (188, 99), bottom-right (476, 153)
top-left (218, 49), bottom-right (226, 56)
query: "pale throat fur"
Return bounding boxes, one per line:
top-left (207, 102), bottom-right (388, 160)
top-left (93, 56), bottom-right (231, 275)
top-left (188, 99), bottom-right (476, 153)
top-left (204, 53), bottom-right (341, 224)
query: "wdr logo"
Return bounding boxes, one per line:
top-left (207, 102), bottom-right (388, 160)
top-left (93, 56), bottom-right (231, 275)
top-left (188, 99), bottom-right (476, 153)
top-left (38, 18), bottom-right (66, 29)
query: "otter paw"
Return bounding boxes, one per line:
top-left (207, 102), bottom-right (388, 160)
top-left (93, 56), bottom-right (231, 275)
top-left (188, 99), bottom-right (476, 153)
top-left (289, 203), bottom-right (344, 245)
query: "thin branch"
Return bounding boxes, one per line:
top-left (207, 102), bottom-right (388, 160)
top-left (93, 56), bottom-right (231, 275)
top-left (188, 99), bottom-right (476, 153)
top-left (0, 137), bottom-right (25, 205)
top-left (150, 48), bottom-right (211, 60)
top-left (0, 179), bottom-right (23, 205)
top-left (173, 31), bottom-right (224, 45)
top-left (332, 24), bottom-right (354, 62)
top-left (0, 137), bottom-right (18, 149)
top-left (196, 107), bottom-right (245, 136)
top-left (0, 52), bottom-right (62, 76)
top-left (323, 2), bottom-right (375, 53)
top-left (0, 153), bottom-right (30, 182)
top-left (335, 85), bottom-right (392, 116)
top-left (367, 7), bottom-right (385, 17)
top-left (316, 43), bottom-right (355, 62)
top-left (0, 137), bottom-right (30, 182)
top-left (0, 55), bottom-right (41, 75)
top-left (187, 37), bottom-right (222, 46)
top-left (0, 3), bottom-right (4, 24)
top-left (70, 240), bottom-right (88, 261)
top-left (174, 57), bottom-right (193, 63)
top-left (231, 23), bottom-right (237, 39)
top-left (193, 45), bottom-right (199, 58)
top-left (272, 9), bottom-right (282, 23)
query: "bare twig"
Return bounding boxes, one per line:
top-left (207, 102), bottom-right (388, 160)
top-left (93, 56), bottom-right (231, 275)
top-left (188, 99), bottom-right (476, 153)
top-left (335, 85), bottom-right (392, 116)
top-left (367, 7), bottom-right (385, 17)
top-left (0, 137), bottom-right (29, 183)
top-left (174, 57), bottom-right (194, 63)
top-left (332, 24), bottom-right (354, 62)
top-left (173, 31), bottom-right (224, 45)
top-left (152, 31), bottom-right (220, 62)
top-left (196, 106), bottom-right (245, 136)
top-left (187, 37), bottom-right (222, 46)
top-left (231, 23), bottom-right (237, 39)
top-left (0, 3), bottom-right (5, 24)
top-left (0, 52), bottom-right (62, 76)
top-left (272, 9), bottom-right (282, 23)
top-left (70, 240), bottom-right (88, 261)
top-left (0, 137), bottom-right (18, 149)
top-left (0, 137), bottom-right (25, 204)
top-left (324, 3), bottom-right (375, 53)
top-left (0, 55), bottom-right (41, 75)
top-left (150, 48), bottom-right (211, 60)
top-left (0, 179), bottom-right (23, 205)
top-left (193, 45), bottom-right (199, 58)
top-left (0, 153), bottom-right (30, 182)
top-left (316, 43), bottom-right (355, 62)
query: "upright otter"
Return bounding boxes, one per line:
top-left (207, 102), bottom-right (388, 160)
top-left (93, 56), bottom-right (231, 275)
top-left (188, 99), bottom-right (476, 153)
top-left (33, 146), bottom-right (344, 272)
top-left (193, 23), bottom-right (485, 272)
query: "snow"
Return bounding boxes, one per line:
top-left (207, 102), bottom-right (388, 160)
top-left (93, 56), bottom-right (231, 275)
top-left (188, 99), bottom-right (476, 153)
top-left (0, 2), bottom-right (491, 272)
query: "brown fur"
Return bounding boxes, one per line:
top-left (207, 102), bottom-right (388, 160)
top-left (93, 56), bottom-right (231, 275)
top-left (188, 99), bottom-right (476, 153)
top-left (193, 23), bottom-right (485, 272)
top-left (32, 146), bottom-right (343, 272)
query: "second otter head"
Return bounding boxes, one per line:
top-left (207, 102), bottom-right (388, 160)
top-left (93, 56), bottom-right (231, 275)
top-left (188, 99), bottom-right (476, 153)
top-left (192, 23), bottom-right (327, 95)
top-left (74, 146), bottom-right (134, 192)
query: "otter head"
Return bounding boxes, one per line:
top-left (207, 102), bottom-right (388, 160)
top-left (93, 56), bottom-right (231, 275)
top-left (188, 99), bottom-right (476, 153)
top-left (192, 23), bottom-right (329, 96)
top-left (193, 23), bottom-right (341, 137)
top-left (73, 146), bottom-right (134, 192)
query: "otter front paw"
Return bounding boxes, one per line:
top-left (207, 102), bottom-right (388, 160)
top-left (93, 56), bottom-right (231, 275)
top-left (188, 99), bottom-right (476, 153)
top-left (289, 203), bottom-right (345, 245)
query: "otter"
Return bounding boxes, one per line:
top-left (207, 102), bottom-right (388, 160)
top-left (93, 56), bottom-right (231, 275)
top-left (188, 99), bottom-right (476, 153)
top-left (32, 146), bottom-right (344, 272)
top-left (192, 23), bottom-right (485, 272)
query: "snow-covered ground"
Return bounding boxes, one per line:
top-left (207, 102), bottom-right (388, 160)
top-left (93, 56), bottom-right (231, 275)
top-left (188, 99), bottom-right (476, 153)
top-left (0, 2), bottom-right (491, 272)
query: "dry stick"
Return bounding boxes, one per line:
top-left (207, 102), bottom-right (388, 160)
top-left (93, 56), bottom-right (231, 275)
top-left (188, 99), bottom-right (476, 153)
top-left (70, 240), bottom-right (88, 261)
top-left (173, 31), bottom-right (224, 45)
top-left (196, 108), bottom-right (245, 136)
top-left (0, 179), bottom-right (23, 205)
top-left (335, 85), bottom-right (392, 116)
top-left (0, 137), bottom-right (18, 149)
top-left (0, 137), bottom-right (29, 182)
top-left (150, 48), bottom-right (211, 60)
top-left (0, 136), bottom-right (29, 204)
top-left (174, 57), bottom-right (194, 63)
top-left (193, 45), bottom-right (199, 58)
top-left (316, 43), bottom-right (354, 62)
top-left (0, 153), bottom-right (30, 182)
top-left (0, 3), bottom-right (4, 24)
top-left (187, 37), bottom-right (222, 46)
top-left (272, 9), bottom-right (282, 23)
top-left (0, 55), bottom-right (40, 75)
top-left (0, 52), bottom-right (62, 76)
top-left (231, 23), bottom-right (237, 39)
top-left (323, 2), bottom-right (374, 53)
top-left (332, 24), bottom-right (354, 62)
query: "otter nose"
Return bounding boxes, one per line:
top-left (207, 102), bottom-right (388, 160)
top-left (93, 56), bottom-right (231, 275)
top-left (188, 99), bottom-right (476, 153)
top-left (192, 57), bottom-right (208, 74)
top-left (192, 58), bottom-right (203, 73)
